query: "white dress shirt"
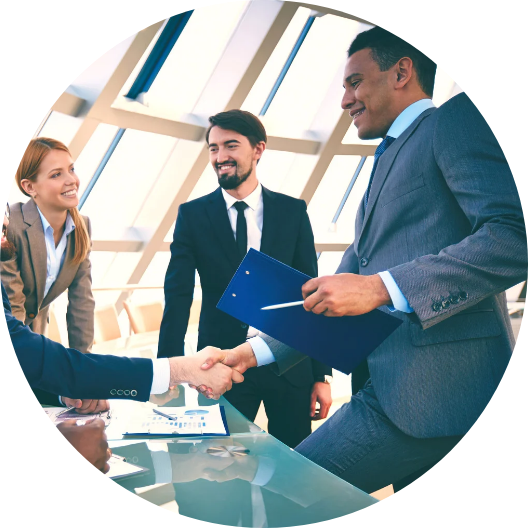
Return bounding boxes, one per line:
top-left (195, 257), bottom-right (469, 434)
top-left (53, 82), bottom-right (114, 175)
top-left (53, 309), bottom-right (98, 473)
top-left (37, 207), bottom-right (76, 298)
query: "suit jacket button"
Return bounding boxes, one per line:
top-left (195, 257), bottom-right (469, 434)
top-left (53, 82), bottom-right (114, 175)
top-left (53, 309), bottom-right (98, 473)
top-left (459, 291), bottom-right (468, 300)
top-left (241, 323), bottom-right (248, 329)
top-left (28, 313), bottom-right (35, 319)
top-left (441, 299), bottom-right (451, 309)
top-left (432, 302), bottom-right (442, 312)
top-left (110, 389), bottom-right (117, 396)
top-left (131, 390), bottom-right (137, 397)
top-left (449, 295), bottom-right (459, 304)
top-left (360, 258), bottom-right (369, 267)
top-left (124, 390), bottom-right (130, 396)
top-left (117, 390), bottom-right (123, 396)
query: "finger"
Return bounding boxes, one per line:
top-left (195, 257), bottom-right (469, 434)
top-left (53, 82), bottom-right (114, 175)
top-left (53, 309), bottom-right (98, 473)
top-left (231, 370), bottom-right (244, 384)
top-left (78, 400), bottom-right (98, 414)
top-left (301, 278), bottom-right (319, 300)
top-left (96, 400), bottom-right (110, 412)
top-left (310, 299), bottom-right (328, 315)
top-left (86, 418), bottom-right (106, 429)
top-left (200, 350), bottom-right (226, 370)
top-left (189, 384), bottom-right (197, 390)
top-left (103, 462), bottom-right (110, 474)
top-left (310, 391), bottom-right (317, 417)
top-left (303, 289), bottom-right (325, 312)
top-left (320, 402), bottom-right (331, 420)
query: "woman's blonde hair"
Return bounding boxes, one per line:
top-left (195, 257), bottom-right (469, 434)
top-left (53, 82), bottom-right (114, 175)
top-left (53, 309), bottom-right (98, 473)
top-left (15, 137), bottom-right (90, 265)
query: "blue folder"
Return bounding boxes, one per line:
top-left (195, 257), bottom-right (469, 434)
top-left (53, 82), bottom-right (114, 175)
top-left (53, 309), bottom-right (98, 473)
top-left (217, 249), bottom-right (403, 375)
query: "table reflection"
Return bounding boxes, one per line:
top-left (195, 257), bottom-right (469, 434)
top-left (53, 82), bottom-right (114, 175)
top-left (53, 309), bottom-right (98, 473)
top-left (110, 434), bottom-right (376, 527)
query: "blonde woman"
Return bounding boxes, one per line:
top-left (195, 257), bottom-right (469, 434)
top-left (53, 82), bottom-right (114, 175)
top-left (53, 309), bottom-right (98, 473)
top-left (2, 137), bottom-right (106, 411)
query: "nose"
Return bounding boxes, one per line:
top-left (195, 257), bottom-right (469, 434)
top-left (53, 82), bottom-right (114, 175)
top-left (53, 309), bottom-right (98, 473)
top-left (341, 87), bottom-right (355, 110)
top-left (3, 215), bottom-right (8, 228)
top-left (216, 148), bottom-right (230, 164)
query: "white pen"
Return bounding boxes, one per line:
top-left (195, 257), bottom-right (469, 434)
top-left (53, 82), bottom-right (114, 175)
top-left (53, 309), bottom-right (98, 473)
top-left (261, 300), bottom-right (304, 310)
top-left (55, 406), bottom-right (76, 417)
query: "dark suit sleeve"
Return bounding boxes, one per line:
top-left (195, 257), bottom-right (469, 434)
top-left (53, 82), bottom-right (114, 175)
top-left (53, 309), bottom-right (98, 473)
top-left (4, 285), bottom-right (153, 401)
top-left (389, 94), bottom-right (527, 329)
top-left (291, 201), bottom-right (332, 379)
top-left (158, 204), bottom-right (196, 358)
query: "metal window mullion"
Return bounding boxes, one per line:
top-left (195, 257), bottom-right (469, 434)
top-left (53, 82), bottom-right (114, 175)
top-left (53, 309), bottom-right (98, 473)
top-left (79, 128), bottom-right (126, 210)
top-left (259, 15), bottom-right (316, 116)
top-left (126, 11), bottom-right (194, 100)
top-left (330, 156), bottom-right (367, 226)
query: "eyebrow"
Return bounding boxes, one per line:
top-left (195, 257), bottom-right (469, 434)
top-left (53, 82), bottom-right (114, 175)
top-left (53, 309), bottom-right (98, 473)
top-left (208, 139), bottom-right (241, 148)
top-left (47, 163), bottom-right (74, 175)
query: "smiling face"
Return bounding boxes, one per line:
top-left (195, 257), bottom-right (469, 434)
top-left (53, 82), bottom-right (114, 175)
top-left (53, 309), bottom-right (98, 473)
top-left (208, 127), bottom-right (263, 191)
top-left (21, 149), bottom-right (80, 212)
top-left (341, 48), bottom-right (401, 140)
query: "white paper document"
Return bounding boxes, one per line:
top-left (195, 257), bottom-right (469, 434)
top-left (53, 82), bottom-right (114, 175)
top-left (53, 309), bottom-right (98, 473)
top-left (122, 405), bottom-right (229, 436)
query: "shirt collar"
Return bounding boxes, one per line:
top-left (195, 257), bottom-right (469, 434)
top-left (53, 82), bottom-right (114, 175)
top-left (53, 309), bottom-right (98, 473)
top-left (36, 205), bottom-right (76, 236)
top-left (222, 183), bottom-right (262, 211)
top-left (386, 98), bottom-right (436, 139)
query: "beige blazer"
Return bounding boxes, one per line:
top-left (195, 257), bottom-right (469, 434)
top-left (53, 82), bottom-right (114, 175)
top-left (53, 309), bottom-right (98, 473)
top-left (1, 199), bottom-right (95, 352)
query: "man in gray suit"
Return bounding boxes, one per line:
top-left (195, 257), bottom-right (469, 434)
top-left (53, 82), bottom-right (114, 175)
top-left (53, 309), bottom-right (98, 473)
top-left (198, 27), bottom-right (527, 493)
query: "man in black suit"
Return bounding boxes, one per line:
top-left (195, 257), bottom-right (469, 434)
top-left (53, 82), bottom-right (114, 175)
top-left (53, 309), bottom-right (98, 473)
top-left (158, 110), bottom-right (332, 448)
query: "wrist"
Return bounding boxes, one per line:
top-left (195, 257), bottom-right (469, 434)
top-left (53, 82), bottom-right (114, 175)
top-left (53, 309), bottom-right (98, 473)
top-left (371, 274), bottom-right (391, 307)
top-left (239, 342), bottom-right (257, 369)
top-left (169, 357), bottom-right (190, 386)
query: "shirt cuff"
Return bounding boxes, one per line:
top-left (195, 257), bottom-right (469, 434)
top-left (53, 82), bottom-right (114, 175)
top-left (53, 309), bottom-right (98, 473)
top-left (59, 395), bottom-right (65, 406)
top-left (248, 337), bottom-right (275, 367)
top-left (250, 456), bottom-right (276, 486)
top-left (151, 359), bottom-right (171, 394)
top-left (378, 271), bottom-right (414, 313)
top-left (150, 450), bottom-right (172, 484)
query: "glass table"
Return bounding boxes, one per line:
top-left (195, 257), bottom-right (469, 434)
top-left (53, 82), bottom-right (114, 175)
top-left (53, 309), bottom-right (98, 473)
top-left (109, 434), bottom-right (377, 526)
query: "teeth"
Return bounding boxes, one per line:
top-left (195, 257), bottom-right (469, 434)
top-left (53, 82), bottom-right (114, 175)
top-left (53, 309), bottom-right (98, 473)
top-left (62, 190), bottom-right (77, 196)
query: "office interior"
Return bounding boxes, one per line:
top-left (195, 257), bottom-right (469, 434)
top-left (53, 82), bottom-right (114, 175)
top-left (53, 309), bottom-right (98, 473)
top-left (7, 0), bottom-right (525, 508)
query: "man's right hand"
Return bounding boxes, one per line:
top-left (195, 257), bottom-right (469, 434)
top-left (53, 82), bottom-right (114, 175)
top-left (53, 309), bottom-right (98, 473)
top-left (191, 343), bottom-right (258, 397)
top-left (168, 350), bottom-right (244, 399)
top-left (56, 418), bottom-right (111, 473)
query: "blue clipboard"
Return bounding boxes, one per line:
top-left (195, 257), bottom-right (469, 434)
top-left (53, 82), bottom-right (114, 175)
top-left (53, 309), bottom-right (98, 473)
top-left (217, 249), bottom-right (403, 374)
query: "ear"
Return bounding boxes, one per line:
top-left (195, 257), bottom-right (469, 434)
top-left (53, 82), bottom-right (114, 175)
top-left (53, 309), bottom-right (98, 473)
top-left (20, 179), bottom-right (36, 197)
top-left (394, 57), bottom-right (413, 89)
top-left (254, 141), bottom-right (266, 161)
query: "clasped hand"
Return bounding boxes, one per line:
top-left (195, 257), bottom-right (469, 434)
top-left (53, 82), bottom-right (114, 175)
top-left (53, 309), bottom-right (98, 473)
top-left (301, 273), bottom-right (390, 316)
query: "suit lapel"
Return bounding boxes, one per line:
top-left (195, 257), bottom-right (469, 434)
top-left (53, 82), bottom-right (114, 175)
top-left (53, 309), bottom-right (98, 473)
top-left (206, 188), bottom-right (240, 269)
top-left (358, 108), bottom-right (435, 244)
top-left (260, 187), bottom-right (281, 258)
top-left (22, 200), bottom-right (47, 307)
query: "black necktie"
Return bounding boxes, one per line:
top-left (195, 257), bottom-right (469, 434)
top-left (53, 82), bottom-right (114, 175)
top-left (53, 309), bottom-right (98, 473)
top-left (233, 201), bottom-right (248, 259)
top-left (364, 135), bottom-right (396, 208)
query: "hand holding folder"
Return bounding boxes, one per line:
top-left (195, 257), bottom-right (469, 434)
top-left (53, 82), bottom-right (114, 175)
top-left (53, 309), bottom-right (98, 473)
top-left (217, 249), bottom-right (402, 374)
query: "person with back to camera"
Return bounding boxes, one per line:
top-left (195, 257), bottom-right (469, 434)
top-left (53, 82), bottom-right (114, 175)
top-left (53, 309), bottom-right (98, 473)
top-left (1, 137), bottom-right (106, 412)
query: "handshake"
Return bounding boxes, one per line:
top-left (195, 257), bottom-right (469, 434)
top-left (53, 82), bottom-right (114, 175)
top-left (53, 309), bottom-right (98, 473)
top-left (167, 342), bottom-right (258, 399)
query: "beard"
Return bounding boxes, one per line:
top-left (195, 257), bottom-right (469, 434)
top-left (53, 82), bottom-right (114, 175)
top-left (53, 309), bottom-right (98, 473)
top-left (216, 163), bottom-right (253, 190)
top-left (1, 237), bottom-right (16, 261)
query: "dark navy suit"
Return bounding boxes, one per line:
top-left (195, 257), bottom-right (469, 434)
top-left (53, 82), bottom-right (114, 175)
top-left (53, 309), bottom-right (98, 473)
top-left (158, 186), bottom-right (331, 447)
top-left (3, 284), bottom-right (153, 401)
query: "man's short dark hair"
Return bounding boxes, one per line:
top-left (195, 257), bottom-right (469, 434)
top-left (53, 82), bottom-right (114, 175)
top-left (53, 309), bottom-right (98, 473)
top-left (205, 109), bottom-right (267, 147)
top-left (348, 26), bottom-right (436, 97)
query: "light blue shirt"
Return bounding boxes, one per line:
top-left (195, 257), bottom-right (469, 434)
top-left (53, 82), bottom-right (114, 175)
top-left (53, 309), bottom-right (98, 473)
top-left (249, 99), bottom-right (436, 366)
top-left (37, 207), bottom-right (76, 299)
top-left (378, 98), bottom-right (436, 313)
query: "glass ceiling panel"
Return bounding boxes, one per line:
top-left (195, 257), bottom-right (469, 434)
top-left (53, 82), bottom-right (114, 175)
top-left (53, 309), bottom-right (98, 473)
top-left (241, 6), bottom-right (311, 115)
top-left (122, 2), bottom-right (248, 119)
top-left (257, 14), bottom-right (363, 135)
top-left (75, 123), bottom-right (120, 197)
top-left (309, 155), bottom-right (372, 244)
top-left (38, 111), bottom-right (83, 147)
top-left (81, 129), bottom-right (177, 236)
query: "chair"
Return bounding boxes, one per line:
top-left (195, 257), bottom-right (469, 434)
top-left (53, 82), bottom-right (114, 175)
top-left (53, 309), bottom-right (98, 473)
top-left (94, 304), bottom-right (122, 343)
top-left (123, 300), bottom-right (164, 334)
